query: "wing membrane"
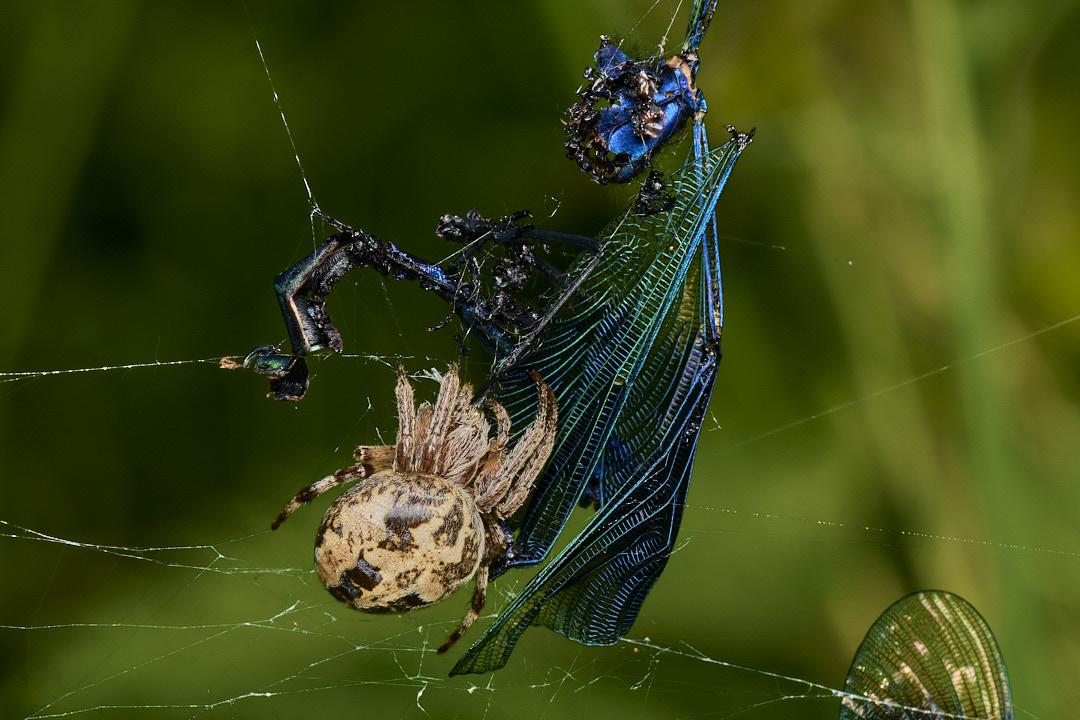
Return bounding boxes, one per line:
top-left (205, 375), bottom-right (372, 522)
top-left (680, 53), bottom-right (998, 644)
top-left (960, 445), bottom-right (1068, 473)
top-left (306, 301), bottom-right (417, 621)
top-left (452, 135), bottom-right (749, 674)
top-left (841, 591), bottom-right (1013, 720)
top-left (453, 336), bottom-right (717, 674)
top-left (497, 136), bottom-right (746, 569)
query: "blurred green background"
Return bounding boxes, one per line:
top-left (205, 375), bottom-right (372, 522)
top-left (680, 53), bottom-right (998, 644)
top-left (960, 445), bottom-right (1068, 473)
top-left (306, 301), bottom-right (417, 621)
top-left (2, 0), bottom-right (1078, 717)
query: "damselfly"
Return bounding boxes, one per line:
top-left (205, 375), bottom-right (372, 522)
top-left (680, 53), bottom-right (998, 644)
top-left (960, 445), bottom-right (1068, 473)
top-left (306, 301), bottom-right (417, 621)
top-left (240, 0), bottom-right (752, 675)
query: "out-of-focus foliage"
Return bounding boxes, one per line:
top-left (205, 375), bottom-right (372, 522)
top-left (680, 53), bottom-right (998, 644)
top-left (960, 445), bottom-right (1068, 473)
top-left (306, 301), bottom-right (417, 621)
top-left (1, 1), bottom-right (1077, 718)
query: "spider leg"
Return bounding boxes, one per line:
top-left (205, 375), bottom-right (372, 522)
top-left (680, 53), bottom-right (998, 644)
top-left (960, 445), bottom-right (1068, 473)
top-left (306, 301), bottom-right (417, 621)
top-left (438, 501), bottom-right (519, 653)
top-left (472, 373), bottom-right (557, 516)
top-left (486, 398), bottom-right (511, 454)
top-left (467, 396), bottom-right (514, 512)
top-left (492, 373), bottom-right (558, 518)
top-left (437, 560), bottom-right (489, 654)
top-left (399, 366), bottom-right (487, 484)
top-left (410, 365), bottom-right (462, 475)
top-left (393, 366), bottom-right (416, 472)
top-left (270, 445), bottom-right (394, 530)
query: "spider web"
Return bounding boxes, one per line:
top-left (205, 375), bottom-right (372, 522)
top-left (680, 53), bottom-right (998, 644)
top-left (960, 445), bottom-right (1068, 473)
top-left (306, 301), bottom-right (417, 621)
top-left (2, 0), bottom-right (1080, 718)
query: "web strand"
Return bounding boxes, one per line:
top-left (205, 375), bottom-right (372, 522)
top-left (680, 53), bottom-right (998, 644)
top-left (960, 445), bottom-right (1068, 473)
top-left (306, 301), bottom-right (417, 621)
top-left (1, 1), bottom-right (1072, 718)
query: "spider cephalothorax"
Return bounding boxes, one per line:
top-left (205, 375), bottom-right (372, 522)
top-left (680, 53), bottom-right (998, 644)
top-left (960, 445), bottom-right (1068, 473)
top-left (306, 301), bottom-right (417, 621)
top-left (271, 365), bottom-right (557, 652)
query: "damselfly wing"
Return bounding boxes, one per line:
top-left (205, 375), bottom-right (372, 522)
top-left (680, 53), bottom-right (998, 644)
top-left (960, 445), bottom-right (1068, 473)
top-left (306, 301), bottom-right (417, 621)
top-left (840, 591), bottom-right (1013, 720)
top-left (452, 127), bottom-right (750, 674)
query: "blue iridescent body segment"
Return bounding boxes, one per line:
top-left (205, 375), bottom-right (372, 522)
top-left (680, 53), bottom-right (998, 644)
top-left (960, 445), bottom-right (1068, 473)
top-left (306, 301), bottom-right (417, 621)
top-left (841, 591), bottom-right (1013, 720)
top-left (566, 0), bottom-right (717, 183)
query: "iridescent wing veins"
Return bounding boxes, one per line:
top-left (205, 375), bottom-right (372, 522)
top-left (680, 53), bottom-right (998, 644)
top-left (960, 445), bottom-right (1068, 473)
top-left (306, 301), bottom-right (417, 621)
top-left (841, 591), bottom-right (1013, 720)
top-left (453, 134), bottom-right (750, 675)
top-left (496, 137), bottom-right (743, 567)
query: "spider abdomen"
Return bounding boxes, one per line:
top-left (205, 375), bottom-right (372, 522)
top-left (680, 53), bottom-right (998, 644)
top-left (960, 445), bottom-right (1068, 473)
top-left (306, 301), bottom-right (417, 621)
top-left (315, 470), bottom-right (484, 612)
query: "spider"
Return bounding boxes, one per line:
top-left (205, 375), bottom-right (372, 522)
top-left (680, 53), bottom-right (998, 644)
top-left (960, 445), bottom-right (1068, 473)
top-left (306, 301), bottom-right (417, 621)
top-left (271, 364), bottom-right (557, 652)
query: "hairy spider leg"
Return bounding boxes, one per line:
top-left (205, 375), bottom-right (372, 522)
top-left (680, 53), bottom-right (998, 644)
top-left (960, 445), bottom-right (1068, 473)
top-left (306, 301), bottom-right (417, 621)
top-left (438, 373), bottom-right (557, 655)
top-left (270, 444), bottom-right (395, 530)
top-left (270, 366), bottom-right (429, 529)
top-left (439, 561), bottom-right (492, 654)
top-left (481, 372), bottom-right (557, 518)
